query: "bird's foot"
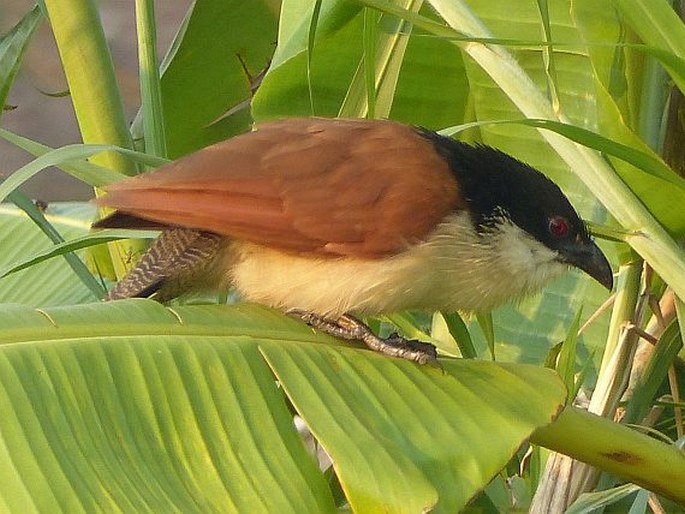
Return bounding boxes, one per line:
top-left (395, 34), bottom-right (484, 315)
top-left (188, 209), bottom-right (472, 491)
top-left (288, 310), bottom-right (438, 365)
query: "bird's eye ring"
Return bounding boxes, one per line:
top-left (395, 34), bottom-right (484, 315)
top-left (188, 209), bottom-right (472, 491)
top-left (548, 215), bottom-right (569, 238)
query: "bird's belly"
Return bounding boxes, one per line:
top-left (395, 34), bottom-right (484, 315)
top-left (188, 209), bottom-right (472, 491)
top-left (222, 213), bottom-right (563, 317)
top-left (226, 241), bottom-right (427, 317)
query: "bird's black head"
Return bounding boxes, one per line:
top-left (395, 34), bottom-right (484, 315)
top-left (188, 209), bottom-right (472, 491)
top-left (418, 129), bottom-right (613, 290)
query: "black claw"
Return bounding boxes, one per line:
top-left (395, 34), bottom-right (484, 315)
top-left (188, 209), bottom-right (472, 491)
top-left (383, 334), bottom-right (439, 365)
top-left (386, 335), bottom-right (438, 358)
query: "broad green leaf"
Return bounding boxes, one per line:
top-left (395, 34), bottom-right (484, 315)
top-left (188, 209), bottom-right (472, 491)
top-left (253, 0), bottom-right (467, 129)
top-left (0, 203), bottom-right (97, 306)
top-left (0, 302), bottom-right (335, 514)
top-left (5, 192), bottom-right (104, 298)
top-left (263, 343), bottom-right (565, 513)
top-left (150, 0), bottom-right (278, 157)
top-left (0, 229), bottom-right (158, 280)
top-left (388, 16), bottom-right (468, 127)
top-left (254, 1), bottom-right (366, 118)
top-left (0, 300), bottom-right (567, 512)
top-left (338, 0), bottom-right (424, 119)
top-left (271, 0), bottom-right (360, 70)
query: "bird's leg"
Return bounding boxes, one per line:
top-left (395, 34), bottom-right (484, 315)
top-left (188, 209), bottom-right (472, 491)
top-left (288, 310), bottom-right (438, 365)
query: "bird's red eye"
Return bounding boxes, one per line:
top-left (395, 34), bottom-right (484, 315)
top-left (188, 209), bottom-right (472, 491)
top-left (548, 216), bottom-right (569, 238)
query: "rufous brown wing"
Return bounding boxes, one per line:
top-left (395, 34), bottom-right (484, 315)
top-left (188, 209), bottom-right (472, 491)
top-left (95, 118), bottom-right (462, 257)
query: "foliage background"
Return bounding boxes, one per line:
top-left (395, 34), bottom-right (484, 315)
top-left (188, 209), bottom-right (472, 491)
top-left (0, 0), bottom-right (684, 512)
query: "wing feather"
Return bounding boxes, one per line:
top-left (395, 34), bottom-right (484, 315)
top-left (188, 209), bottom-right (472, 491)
top-left (95, 118), bottom-right (462, 257)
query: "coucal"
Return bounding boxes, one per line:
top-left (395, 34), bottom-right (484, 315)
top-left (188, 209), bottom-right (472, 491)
top-left (93, 117), bottom-right (613, 364)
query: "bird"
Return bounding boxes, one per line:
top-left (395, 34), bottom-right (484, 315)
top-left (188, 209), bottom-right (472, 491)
top-left (92, 117), bottom-right (613, 364)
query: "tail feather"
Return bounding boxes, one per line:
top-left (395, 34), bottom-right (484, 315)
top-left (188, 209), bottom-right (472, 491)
top-left (106, 228), bottom-right (223, 301)
top-left (92, 211), bottom-right (173, 231)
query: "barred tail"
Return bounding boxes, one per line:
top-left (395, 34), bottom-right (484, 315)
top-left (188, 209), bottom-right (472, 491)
top-left (105, 228), bottom-right (223, 301)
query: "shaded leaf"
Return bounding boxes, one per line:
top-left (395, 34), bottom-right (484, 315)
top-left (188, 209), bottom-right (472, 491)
top-left (264, 343), bottom-right (566, 513)
top-left (0, 300), bottom-right (567, 512)
top-left (151, 0), bottom-right (279, 157)
top-left (0, 203), bottom-right (97, 306)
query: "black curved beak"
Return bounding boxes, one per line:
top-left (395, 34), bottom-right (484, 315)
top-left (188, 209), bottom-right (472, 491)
top-left (560, 238), bottom-right (613, 290)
